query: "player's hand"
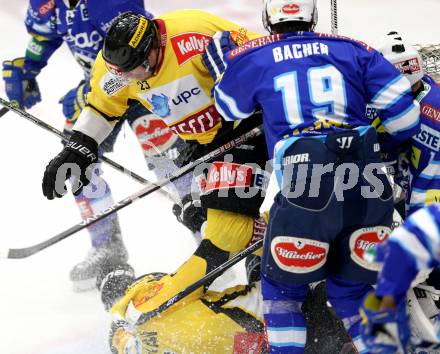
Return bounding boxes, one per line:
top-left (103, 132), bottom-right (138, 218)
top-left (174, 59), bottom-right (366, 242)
top-left (2, 57), bottom-right (41, 109)
top-left (202, 31), bottom-right (237, 83)
top-left (172, 194), bottom-right (206, 233)
top-left (98, 263), bottom-right (136, 312)
top-left (359, 291), bottom-right (410, 354)
top-left (42, 131), bottom-right (98, 200)
top-left (59, 80), bottom-right (90, 124)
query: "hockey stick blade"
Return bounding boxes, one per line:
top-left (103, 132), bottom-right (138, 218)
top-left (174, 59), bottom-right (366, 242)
top-left (0, 97), bottom-right (171, 199)
top-left (3, 199), bottom-right (131, 259)
top-left (135, 238), bottom-right (263, 325)
top-left (0, 106), bottom-right (9, 118)
top-left (1, 125), bottom-right (263, 259)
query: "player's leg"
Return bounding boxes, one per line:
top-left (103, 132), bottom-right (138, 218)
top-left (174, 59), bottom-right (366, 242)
top-left (126, 110), bottom-right (205, 238)
top-left (326, 125), bottom-right (395, 353)
top-left (60, 82), bottom-right (129, 291)
top-left (262, 133), bottom-right (351, 353)
top-left (113, 118), bottom-right (269, 314)
top-left (262, 276), bottom-right (308, 353)
top-left (326, 276), bottom-right (373, 354)
top-left (69, 163), bottom-right (128, 291)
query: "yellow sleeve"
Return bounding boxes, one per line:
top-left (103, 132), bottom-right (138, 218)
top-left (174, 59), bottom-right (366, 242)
top-left (85, 52), bottom-right (132, 123)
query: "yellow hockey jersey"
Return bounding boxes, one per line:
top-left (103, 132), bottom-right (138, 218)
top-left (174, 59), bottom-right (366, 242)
top-left (111, 281), bottom-right (265, 354)
top-left (75, 10), bottom-right (261, 145)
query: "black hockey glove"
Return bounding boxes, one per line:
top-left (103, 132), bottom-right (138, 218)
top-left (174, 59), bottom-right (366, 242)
top-left (172, 194), bottom-right (207, 233)
top-left (97, 262), bottom-right (136, 312)
top-left (42, 131), bottom-right (98, 200)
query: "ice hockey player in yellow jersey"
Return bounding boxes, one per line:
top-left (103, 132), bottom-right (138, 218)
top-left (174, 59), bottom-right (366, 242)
top-left (41, 10), bottom-right (269, 324)
top-left (106, 272), bottom-right (266, 354)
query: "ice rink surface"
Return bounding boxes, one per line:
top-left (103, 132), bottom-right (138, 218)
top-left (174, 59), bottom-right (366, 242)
top-left (0, 1), bottom-right (439, 353)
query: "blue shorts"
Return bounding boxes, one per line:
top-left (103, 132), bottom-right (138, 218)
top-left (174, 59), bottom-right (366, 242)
top-left (262, 126), bottom-right (394, 285)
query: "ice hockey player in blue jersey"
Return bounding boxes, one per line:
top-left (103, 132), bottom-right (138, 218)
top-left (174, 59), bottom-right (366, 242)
top-left (210, 0), bottom-right (421, 352)
top-left (374, 32), bottom-right (440, 217)
top-left (360, 203), bottom-right (440, 353)
top-left (1, 0), bottom-right (197, 291)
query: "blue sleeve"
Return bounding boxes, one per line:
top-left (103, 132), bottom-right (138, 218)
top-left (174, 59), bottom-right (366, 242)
top-left (362, 49), bottom-right (420, 141)
top-left (376, 204), bottom-right (440, 300)
top-left (88, 0), bottom-right (153, 36)
top-left (213, 54), bottom-right (259, 121)
top-left (23, 0), bottom-right (63, 74)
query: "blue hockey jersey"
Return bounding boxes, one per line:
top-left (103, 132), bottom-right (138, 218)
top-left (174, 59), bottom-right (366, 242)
top-left (23, 0), bottom-right (151, 76)
top-left (406, 76), bottom-right (440, 214)
top-left (376, 203), bottom-right (440, 300)
top-left (214, 32), bottom-right (420, 159)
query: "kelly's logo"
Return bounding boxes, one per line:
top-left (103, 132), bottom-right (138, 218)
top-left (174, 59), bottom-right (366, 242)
top-left (170, 32), bottom-right (212, 65)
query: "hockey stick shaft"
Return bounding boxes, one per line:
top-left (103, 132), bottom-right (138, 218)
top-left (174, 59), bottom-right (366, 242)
top-left (2, 125), bottom-right (263, 259)
top-left (0, 97), bottom-right (161, 190)
top-left (136, 238), bottom-right (263, 325)
top-left (330, 0), bottom-right (338, 35)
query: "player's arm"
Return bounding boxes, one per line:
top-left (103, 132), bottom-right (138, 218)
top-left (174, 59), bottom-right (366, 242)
top-left (213, 53), bottom-right (261, 122)
top-left (41, 52), bottom-right (132, 200)
top-left (199, 12), bottom-right (262, 82)
top-left (23, 0), bottom-right (63, 74)
top-left (359, 204), bottom-right (440, 353)
top-left (2, 0), bottom-right (63, 108)
top-left (363, 49), bottom-right (420, 141)
top-left (376, 204), bottom-right (440, 300)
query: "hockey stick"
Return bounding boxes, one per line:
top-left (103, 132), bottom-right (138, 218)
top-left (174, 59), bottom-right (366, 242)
top-left (0, 106), bottom-right (9, 118)
top-left (330, 0), bottom-right (338, 35)
top-left (135, 238), bottom-right (263, 325)
top-left (0, 125), bottom-right (263, 259)
top-left (0, 97), bottom-right (170, 198)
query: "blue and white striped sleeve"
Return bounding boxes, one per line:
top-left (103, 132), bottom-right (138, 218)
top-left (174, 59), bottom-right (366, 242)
top-left (213, 56), bottom-right (258, 122)
top-left (363, 50), bottom-right (420, 141)
top-left (376, 204), bottom-right (440, 299)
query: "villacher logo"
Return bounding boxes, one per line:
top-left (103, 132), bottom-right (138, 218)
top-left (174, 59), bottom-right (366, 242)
top-left (349, 226), bottom-right (391, 271)
top-left (271, 236), bottom-right (329, 273)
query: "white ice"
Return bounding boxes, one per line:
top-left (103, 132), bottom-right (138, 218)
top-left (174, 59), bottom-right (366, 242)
top-left (0, 1), bottom-right (439, 353)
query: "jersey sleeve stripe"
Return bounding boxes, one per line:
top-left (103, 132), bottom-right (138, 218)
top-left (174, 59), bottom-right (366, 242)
top-left (266, 326), bottom-right (307, 347)
top-left (409, 190), bottom-right (429, 206)
top-left (389, 227), bottom-right (434, 270)
top-left (381, 101), bottom-right (420, 135)
top-left (407, 207), bottom-right (440, 258)
top-left (214, 85), bottom-right (255, 121)
top-left (370, 76), bottom-right (411, 110)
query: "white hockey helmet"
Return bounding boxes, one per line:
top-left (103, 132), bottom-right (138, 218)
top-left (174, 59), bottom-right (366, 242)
top-left (377, 31), bottom-right (424, 86)
top-left (262, 0), bottom-right (318, 33)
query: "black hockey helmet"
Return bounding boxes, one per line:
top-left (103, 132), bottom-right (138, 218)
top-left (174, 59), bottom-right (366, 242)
top-left (103, 12), bottom-right (157, 72)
